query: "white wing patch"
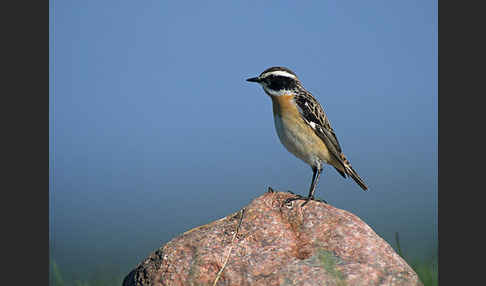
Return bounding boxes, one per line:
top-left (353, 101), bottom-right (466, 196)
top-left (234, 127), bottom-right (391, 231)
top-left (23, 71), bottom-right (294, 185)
top-left (309, 121), bottom-right (317, 130)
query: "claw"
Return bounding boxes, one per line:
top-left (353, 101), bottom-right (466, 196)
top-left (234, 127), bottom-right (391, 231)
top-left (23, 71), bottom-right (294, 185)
top-left (301, 197), bottom-right (312, 207)
top-left (283, 195), bottom-right (305, 206)
top-left (283, 195), bottom-right (328, 208)
top-left (315, 197), bottom-right (328, 204)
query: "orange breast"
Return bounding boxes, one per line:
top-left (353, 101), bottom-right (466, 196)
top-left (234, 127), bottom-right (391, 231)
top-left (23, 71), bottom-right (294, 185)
top-left (269, 94), bottom-right (339, 169)
top-left (270, 94), bottom-right (300, 118)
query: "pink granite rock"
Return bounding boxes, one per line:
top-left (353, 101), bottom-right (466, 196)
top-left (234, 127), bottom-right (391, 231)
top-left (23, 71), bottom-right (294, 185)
top-left (123, 189), bottom-right (423, 286)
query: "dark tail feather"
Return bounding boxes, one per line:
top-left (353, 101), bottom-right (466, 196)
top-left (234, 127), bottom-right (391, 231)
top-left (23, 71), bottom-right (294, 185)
top-left (339, 154), bottom-right (368, 191)
top-left (345, 164), bottom-right (368, 191)
top-left (334, 167), bottom-right (347, 178)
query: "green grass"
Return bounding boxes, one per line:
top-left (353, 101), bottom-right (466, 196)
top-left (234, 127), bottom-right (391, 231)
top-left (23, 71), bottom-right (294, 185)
top-left (50, 259), bottom-right (124, 286)
top-left (394, 232), bottom-right (438, 286)
top-left (410, 258), bottom-right (438, 286)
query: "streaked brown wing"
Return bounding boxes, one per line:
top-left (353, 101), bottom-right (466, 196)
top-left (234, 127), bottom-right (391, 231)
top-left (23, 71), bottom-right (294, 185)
top-left (294, 92), bottom-right (346, 171)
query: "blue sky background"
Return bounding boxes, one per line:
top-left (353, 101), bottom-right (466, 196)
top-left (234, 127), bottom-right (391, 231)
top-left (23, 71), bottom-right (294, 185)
top-left (50, 0), bottom-right (437, 281)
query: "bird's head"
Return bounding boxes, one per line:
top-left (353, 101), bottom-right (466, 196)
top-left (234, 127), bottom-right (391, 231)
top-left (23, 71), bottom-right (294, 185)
top-left (246, 66), bottom-right (301, 96)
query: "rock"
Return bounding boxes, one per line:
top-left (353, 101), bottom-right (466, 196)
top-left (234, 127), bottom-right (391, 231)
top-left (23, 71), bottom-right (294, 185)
top-left (123, 189), bottom-right (423, 286)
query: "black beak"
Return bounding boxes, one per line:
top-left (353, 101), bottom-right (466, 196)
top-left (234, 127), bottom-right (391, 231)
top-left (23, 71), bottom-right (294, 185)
top-left (246, 77), bottom-right (261, 83)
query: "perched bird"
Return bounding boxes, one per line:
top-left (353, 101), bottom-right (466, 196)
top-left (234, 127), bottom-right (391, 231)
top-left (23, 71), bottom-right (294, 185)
top-left (246, 66), bottom-right (367, 205)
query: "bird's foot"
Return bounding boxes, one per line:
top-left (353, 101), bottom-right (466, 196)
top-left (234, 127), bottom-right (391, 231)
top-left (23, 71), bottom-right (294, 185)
top-left (313, 197), bottom-right (328, 204)
top-left (283, 195), bottom-right (328, 207)
top-left (267, 187), bottom-right (297, 195)
top-left (283, 195), bottom-right (310, 207)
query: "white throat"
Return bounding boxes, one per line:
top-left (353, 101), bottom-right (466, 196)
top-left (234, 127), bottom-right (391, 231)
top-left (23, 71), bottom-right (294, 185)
top-left (262, 85), bottom-right (295, 97)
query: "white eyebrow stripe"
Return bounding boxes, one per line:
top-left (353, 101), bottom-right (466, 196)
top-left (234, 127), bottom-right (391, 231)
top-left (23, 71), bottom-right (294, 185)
top-left (261, 70), bottom-right (297, 79)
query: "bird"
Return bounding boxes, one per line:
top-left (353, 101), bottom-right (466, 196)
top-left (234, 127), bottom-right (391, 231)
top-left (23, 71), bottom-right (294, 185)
top-left (246, 66), bottom-right (367, 206)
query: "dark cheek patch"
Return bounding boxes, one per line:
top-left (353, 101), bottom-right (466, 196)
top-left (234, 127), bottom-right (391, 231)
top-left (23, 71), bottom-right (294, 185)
top-left (267, 76), bottom-right (296, 91)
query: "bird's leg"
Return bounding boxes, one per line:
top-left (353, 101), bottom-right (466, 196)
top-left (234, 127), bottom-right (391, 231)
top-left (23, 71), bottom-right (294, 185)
top-left (309, 167), bottom-right (319, 199)
top-left (284, 167), bottom-right (327, 207)
top-left (301, 167), bottom-right (325, 206)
